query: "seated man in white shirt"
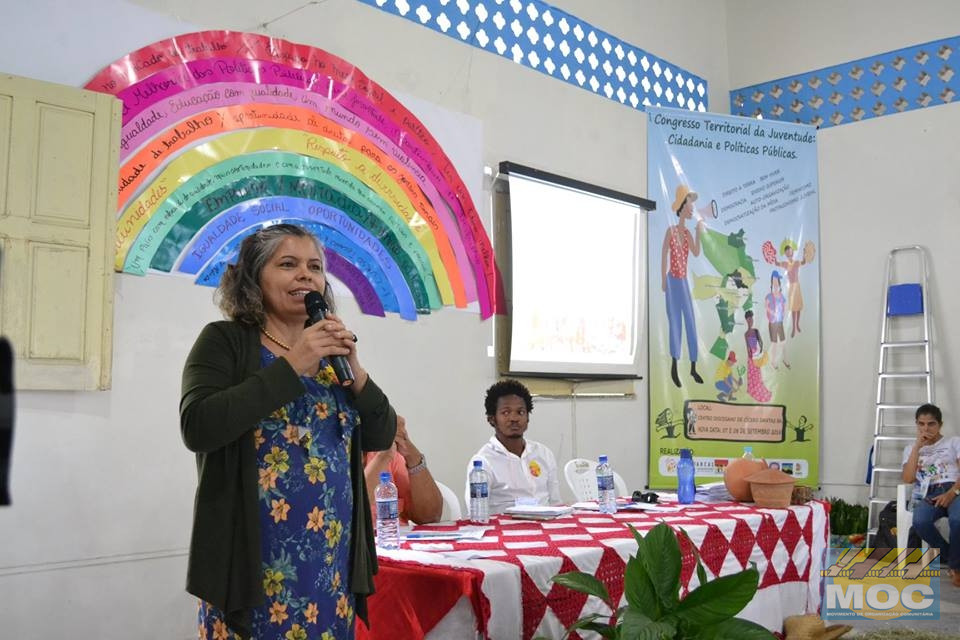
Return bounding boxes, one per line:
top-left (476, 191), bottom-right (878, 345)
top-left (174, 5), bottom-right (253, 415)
top-left (465, 379), bottom-right (561, 514)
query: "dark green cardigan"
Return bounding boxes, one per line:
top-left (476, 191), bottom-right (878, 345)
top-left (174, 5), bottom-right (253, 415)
top-left (180, 321), bottom-right (396, 637)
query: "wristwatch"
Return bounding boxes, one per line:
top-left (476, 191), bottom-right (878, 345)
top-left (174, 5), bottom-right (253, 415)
top-left (407, 454), bottom-right (427, 475)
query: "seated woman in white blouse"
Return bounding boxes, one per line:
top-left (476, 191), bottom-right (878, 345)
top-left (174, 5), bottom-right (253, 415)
top-left (902, 403), bottom-right (960, 587)
top-left (465, 379), bottom-right (561, 514)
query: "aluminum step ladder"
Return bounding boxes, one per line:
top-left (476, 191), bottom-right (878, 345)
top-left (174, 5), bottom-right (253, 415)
top-left (867, 246), bottom-right (933, 545)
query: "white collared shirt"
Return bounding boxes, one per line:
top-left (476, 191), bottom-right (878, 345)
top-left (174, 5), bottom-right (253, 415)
top-left (465, 436), bottom-right (561, 514)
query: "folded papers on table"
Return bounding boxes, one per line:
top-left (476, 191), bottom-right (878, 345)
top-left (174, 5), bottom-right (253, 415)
top-left (501, 504), bottom-right (575, 519)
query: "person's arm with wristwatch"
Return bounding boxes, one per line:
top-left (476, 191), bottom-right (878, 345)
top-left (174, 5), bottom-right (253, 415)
top-left (931, 479), bottom-right (960, 508)
top-left (931, 445), bottom-right (960, 508)
top-left (394, 417), bottom-right (443, 524)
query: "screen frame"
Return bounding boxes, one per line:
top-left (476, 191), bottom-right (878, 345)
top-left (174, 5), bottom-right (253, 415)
top-left (494, 162), bottom-right (656, 380)
top-left (499, 162), bottom-right (655, 211)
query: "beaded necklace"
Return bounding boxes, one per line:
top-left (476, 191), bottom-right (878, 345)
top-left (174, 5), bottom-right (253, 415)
top-left (261, 328), bottom-right (291, 351)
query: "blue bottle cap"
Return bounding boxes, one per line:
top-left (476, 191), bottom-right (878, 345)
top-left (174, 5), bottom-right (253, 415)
top-left (598, 455), bottom-right (608, 464)
top-left (473, 459), bottom-right (483, 468)
top-left (680, 448), bottom-right (692, 458)
top-left (380, 471), bottom-right (391, 483)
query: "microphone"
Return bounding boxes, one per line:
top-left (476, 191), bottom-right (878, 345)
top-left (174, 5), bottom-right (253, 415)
top-left (304, 291), bottom-right (354, 387)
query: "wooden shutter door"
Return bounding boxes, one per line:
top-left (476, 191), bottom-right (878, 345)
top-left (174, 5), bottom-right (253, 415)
top-left (0, 73), bottom-right (120, 390)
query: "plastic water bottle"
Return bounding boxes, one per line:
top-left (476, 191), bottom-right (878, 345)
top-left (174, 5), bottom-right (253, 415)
top-left (469, 460), bottom-right (490, 523)
top-left (677, 449), bottom-right (696, 504)
top-left (742, 446), bottom-right (754, 460)
top-left (909, 478), bottom-right (929, 513)
top-left (596, 455), bottom-right (618, 514)
top-left (375, 471), bottom-right (399, 550)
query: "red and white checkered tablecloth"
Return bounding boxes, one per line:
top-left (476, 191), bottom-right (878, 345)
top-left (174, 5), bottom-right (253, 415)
top-left (364, 500), bottom-right (829, 640)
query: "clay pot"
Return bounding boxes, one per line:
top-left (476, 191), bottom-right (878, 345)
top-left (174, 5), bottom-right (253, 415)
top-left (723, 456), bottom-right (768, 501)
top-left (746, 468), bottom-right (796, 508)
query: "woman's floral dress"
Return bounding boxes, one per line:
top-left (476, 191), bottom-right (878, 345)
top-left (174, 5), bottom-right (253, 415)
top-left (198, 348), bottom-right (359, 640)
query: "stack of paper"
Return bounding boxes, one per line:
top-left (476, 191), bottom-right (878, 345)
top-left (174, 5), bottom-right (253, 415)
top-left (695, 482), bottom-right (733, 502)
top-left (570, 499), bottom-right (634, 511)
top-left (502, 504), bottom-right (574, 520)
top-left (401, 525), bottom-right (491, 541)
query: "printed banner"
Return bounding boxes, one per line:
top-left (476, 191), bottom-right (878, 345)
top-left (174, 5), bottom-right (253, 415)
top-left (647, 106), bottom-right (820, 488)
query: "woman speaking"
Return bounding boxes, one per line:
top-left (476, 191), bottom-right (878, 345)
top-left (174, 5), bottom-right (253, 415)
top-left (180, 223), bottom-right (396, 639)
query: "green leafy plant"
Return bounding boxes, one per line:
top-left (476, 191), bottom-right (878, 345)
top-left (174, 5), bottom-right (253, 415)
top-left (828, 497), bottom-right (868, 535)
top-left (539, 522), bottom-right (774, 639)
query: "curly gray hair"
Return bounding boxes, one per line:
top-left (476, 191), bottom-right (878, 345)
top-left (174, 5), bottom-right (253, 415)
top-left (216, 224), bottom-right (335, 326)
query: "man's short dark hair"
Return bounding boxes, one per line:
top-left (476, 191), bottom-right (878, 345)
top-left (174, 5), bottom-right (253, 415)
top-left (484, 379), bottom-right (534, 416)
top-left (916, 403), bottom-right (943, 424)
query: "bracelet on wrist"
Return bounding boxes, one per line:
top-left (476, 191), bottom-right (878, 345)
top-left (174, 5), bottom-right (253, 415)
top-left (406, 454), bottom-right (427, 475)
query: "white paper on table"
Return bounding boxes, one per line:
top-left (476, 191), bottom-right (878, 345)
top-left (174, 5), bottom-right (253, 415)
top-left (694, 494), bottom-right (733, 503)
top-left (502, 505), bottom-right (574, 518)
top-left (572, 500), bottom-right (635, 511)
top-left (695, 483), bottom-right (733, 500)
top-left (403, 526), bottom-right (492, 541)
top-left (571, 501), bottom-right (600, 511)
top-left (697, 482), bottom-right (727, 490)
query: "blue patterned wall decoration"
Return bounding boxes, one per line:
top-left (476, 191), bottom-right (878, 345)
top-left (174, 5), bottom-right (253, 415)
top-left (357, 0), bottom-right (707, 113)
top-left (731, 36), bottom-right (958, 128)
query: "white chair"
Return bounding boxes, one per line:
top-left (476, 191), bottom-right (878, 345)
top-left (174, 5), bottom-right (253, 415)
top-left (896, 483), bottom-right (949, 549)
top-left (435, 481), bottom-right (463, 521)
top-left (564, 458), bottom-right (628, 502)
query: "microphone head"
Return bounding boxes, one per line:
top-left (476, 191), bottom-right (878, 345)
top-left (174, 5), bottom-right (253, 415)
top-left (304, 290), bottom-right (326, 320)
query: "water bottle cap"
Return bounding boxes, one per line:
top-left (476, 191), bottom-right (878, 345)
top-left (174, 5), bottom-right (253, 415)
top-left (598, 455), bottom-right (608, 463)
top-left (473, 460), bottom-right (483, 468)
top-left (744, 446), bottom-right (753, 453)
top-left (680, 448), bottom-right (692, 458)
top-left (380, 471), bottom-right (391, 483)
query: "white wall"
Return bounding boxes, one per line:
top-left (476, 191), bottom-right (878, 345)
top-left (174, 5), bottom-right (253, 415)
top-left (0, 0), bottom-right (957, 637)
top-left (726, 0), bottom-right (960, 501)
top-left (0, 1), bottom-right (727, 637)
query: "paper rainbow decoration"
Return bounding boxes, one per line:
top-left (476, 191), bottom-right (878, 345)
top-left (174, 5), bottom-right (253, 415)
top-left (86, 31), bottom-right (502, 320)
